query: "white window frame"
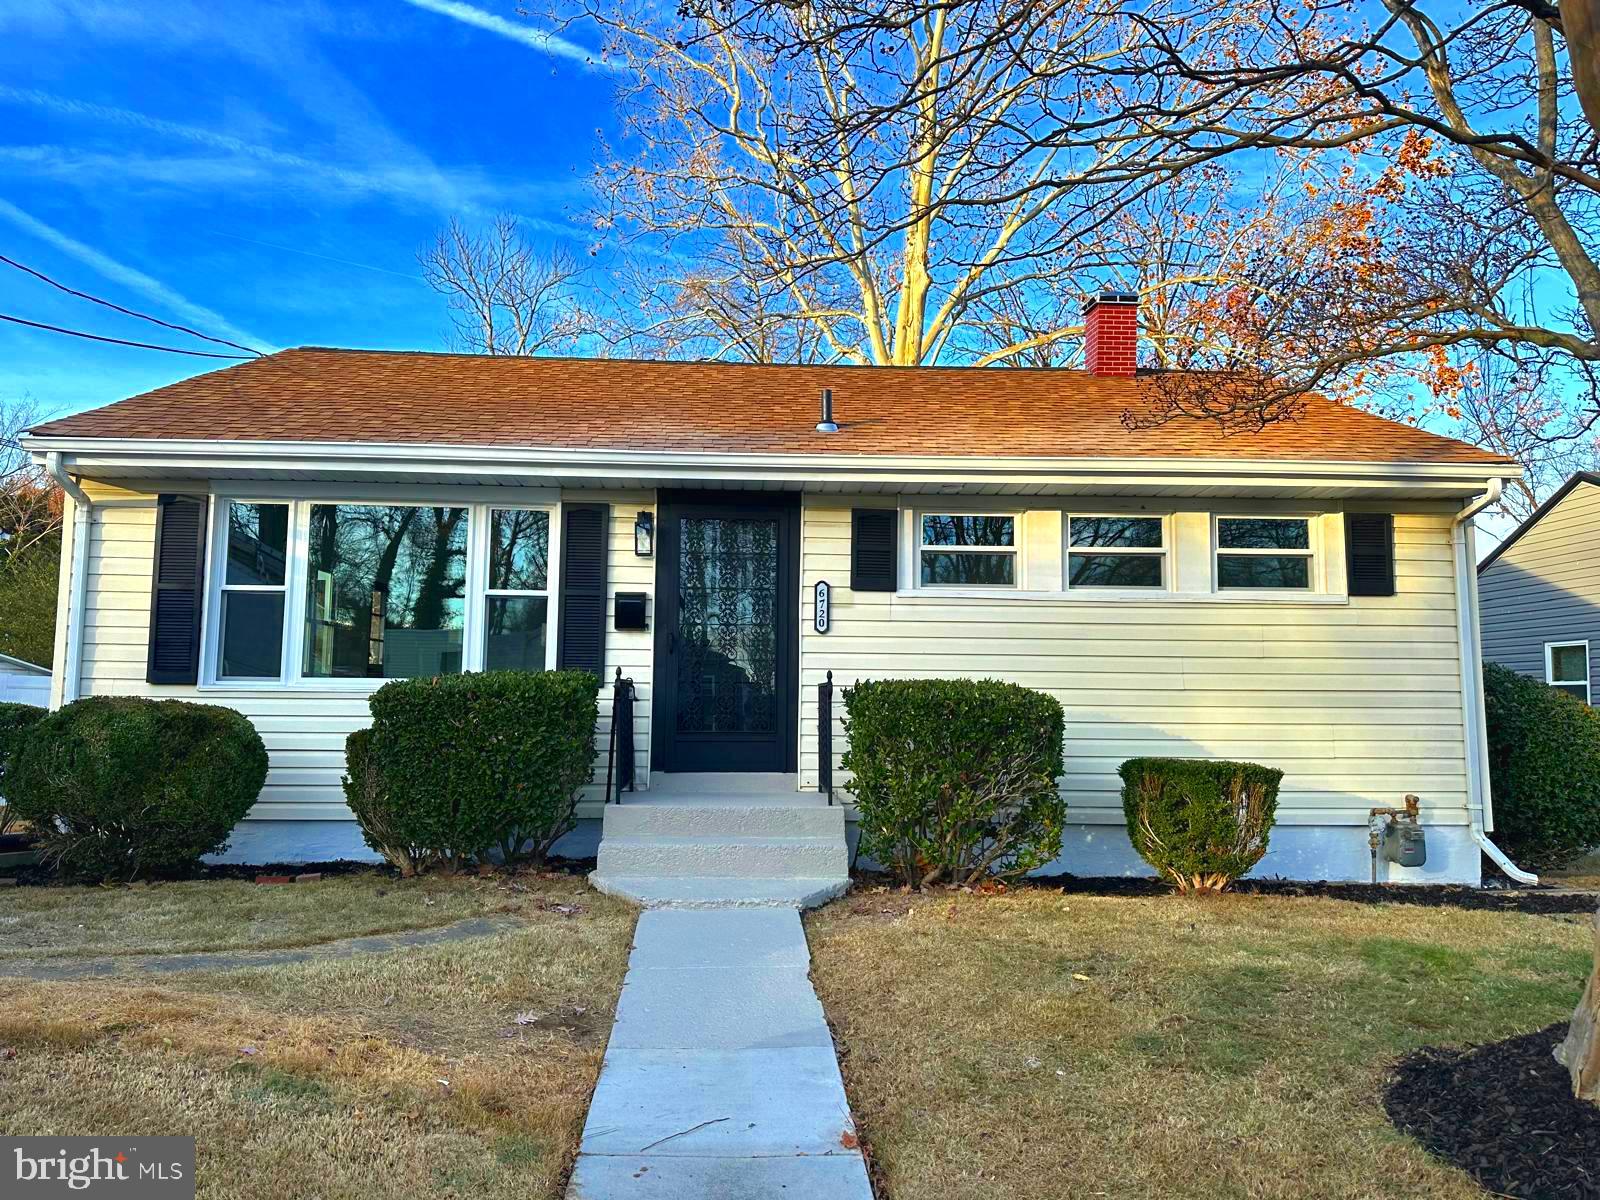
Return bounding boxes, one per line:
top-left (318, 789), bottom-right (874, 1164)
top-left (1545, 639), bottom-right (1591, 704)
top-left (914, 509), bottom-right (1022, 590)
top-left (212, 499), bottom-right (292, 682)
top-left (477, 507), bottom-right (557, 674)
top-left (201, 496), bottom-right (560, 690)
top-left (1213, 514), bottom-right (1319, 594)
top-left (1064, 513), bottom-right (1169, 591)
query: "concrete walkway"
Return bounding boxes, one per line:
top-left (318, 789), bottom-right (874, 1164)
top-left (566, 908), bottom-right (873, 1199)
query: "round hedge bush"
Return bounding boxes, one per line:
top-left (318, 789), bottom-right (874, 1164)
top-left (1483, 661), bottom-right (1600, 870)
top-left (1119, 757), bottom-right (1283, 893)
top-left (5, 696), bottom-right (267, 880)
top-left (0, 701), bottom-right (46, 837)
top-left (344, 669), bottom-right (601, 874)
top-left (841, 677), bottom-right (1066, 888)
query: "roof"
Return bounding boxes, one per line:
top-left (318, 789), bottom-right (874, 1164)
top-left (29, 347), bottom-right (1513, 467)
top-left (0, 651), bottom-right (49, 675)
top-left (1478, 471), bottom-right (1600, 572)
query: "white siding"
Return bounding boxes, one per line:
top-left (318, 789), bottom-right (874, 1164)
top-left (69, 484), bottom-right (654, 822)
top-left (584, 490), bottom-right (656, 798)
top-left (799, 498), bottom-right (1472, 828)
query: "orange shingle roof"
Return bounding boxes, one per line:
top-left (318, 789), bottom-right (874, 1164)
top-left (30, 348), bottom-right (1511, 466)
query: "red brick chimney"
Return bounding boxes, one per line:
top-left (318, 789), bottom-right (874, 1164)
top-left (1083, 290), bottom-right (1140, 377)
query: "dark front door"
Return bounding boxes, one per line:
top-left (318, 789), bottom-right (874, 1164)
top-left (653, 493), bottom-right (799, 773)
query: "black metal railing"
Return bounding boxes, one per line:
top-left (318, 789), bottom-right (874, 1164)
top-left (818, 670), bottom-right (833, 804)
top-left (604, 667), bottom-right (636, 804)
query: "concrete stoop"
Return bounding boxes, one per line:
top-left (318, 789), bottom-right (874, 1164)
top-left (589, 775), bottom-right (850, 910)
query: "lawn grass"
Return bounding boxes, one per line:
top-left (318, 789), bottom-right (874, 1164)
top-left (0, 869), bottom-right (574, 959)
top-left (806, 888), bottom-right (1592, 1200)
top-left (0, 873), bottom-right (636, 1199)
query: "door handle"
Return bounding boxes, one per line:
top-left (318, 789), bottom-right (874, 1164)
top-left (669, 630), bottom-right (677, 656)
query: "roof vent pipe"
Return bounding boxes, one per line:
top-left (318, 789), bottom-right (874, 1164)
top-left (816, 388), bottom-right (839, 433)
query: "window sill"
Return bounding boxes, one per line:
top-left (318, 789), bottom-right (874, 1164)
top-left (893, 588), bottom-right (1350, 606)
top-left (199, 679), bottom-right (391, 694)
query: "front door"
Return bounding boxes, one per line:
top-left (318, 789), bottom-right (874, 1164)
top-left (653, 493), bottom-right (799, 773)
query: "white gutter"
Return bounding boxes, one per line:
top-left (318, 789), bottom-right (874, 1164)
top-left (44, 452), bottom-right (91, 706)
top-left (1451, 477), bottom-right (1538, 885)
top-left (22, 433), bottom-right (1517, 489)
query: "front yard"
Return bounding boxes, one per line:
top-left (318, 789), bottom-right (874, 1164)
top-left (0, 871), bottom-right (636, 1200)
top-left (807, 887), bottom-right (1593, 1200)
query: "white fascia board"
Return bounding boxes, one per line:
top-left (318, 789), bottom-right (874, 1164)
top-left (23, 434), bottom-right (1519, 493)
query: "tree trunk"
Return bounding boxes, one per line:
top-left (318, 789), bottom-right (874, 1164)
top-left (1556, 908), bottom-right (1600, 1102)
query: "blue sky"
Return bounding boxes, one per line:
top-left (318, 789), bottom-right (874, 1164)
top-left (0, 0), bottom-right (616, 423)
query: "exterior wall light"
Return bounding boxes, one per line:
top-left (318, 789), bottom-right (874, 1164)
top-left (634, 511), bottom-right (654, 557)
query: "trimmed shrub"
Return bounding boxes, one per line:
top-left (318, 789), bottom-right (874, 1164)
top-left (5, 696), bottom-right (267, 880)
top-left (1120, 758), bottom-right (1282, 893)
top-left (0, 701), bottom-right (46, 837)
top-left (346, 670), bottom-right (600, 873)
top-left (1483, 661), bottom-right (1600, 870)
top-left (842, 678), bottom-right (1066, 888)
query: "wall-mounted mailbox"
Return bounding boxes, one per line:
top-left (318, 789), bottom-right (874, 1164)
top-left (614, 592), bottom-right (649, 631)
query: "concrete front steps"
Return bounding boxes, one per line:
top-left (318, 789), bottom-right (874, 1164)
top-left (590, 774), bottom-right (850, 909)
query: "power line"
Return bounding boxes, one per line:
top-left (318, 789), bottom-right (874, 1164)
top-left (0, 253), bottom-right (262, 357)
top-left (0, 313), bottom-right (256, 359)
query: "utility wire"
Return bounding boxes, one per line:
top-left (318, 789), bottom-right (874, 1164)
top-left (0, 313), bottom-right (256, 359)
top-left (0, 253), bottom-right (262, 357)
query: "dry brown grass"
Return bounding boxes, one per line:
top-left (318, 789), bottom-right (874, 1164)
top-left (0, 874), bottom-right (636, 1199)
top-left (806, 888), bottom-right (1592, 1200)
top-left (0, 870), bottom-right (578, 959)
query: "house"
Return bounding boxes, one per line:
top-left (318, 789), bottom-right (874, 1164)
top-left (0, 651), bottom-right (51, 707)
top-left (1478, 471), bottom-right (1600, 705)
top-left (23, 294), bottom-right (1530, 894)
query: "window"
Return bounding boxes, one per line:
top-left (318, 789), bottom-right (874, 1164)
top-left (1546, 641), bottom-right (1591, 704)
top-left (484, 509), bottom-right (550, 671)
top-left (1216, 517), bottom-right (1313, 589)
top-left (1067, 515), bottom-right (1165, 588)
top-left (217, 502), bottom-right (289, 678)
top-left (919, 514), bottom-right (1017, 586)
top-left (303, 504), bottom-right (469, 679)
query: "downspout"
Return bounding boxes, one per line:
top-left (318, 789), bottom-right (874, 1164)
top-left (1452, 478), bottom-right (1538, 885)
top-left (44, 452), bottom-right (91, 705)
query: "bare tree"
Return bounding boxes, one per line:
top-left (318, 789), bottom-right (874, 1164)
top-left (563, 0), bottom-right (1342, 367)
top-left (1101, 1), bottom-right (1600, 433)
top-left (1, 397), bottom-right (59, 569)
top-left (1442, 353), bottom-right (1599, 518)
top-left (420, 215), bottom-right (590, 355)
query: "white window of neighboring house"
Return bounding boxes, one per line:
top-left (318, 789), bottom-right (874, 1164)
top-left (918, 513), bottom-right (1019, 587)
top-left (216, 501), bottom-right (290, 680)
top-left (1546, 640), bottom-right (1591, 704)
top-left (1215, 516), bottom-right (1315, 590)
top-left (1066, 515), bottom-right (1167, 589)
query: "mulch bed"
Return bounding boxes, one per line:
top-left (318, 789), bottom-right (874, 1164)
top-left (1043, 875), bottom-right (1599, 915)
top-left (4, 857), bottom-right (599, 888)
top-left (1385, 1023), bottom-right (1599, 1199)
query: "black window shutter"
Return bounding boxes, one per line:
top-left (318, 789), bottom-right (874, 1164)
top-left (146, 494), bottom-right (209, 684)
top-left (851, 508), bottom-right (898, 592)
top-left (1345, 513), bottom-right (1396, 597)
top-left (557, 503), bottom-right (609, 677)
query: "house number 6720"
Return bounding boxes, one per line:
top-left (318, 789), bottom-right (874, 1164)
top-left (814, 580), bottom-right (830, 634)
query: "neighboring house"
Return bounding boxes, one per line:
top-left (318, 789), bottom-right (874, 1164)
top-left (22, 295), bottom-right (1528, 888)
top-left (1478, 471), bottom-right (1600, 705)
top-left (0, 651), bottom-right (51, 707)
